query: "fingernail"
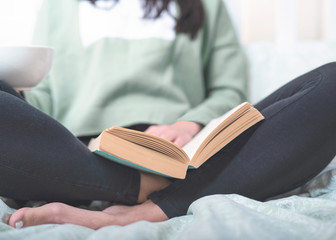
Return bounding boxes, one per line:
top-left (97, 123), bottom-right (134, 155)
top-left (15, 221), bottom-right (23, 229)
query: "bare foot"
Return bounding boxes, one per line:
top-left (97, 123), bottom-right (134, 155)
top-left (8, 172), bottom-right (171, 229)
top-left (8, 202), bottom-right (119, 229)
top-left (103, 200), bottom-right (168, 224)
top-left (8, 200), bottom-right (168, 229)
top-left (102, 204), bottom-right (131, 215)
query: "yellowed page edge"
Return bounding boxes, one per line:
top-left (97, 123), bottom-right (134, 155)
top-left (100, 133), bottom-right (187, 178)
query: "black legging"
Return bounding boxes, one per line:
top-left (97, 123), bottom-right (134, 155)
top-left (0, 63), bottom-right (335, 219)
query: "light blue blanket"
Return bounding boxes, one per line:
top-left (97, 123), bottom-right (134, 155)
top-left (1, 174), bottom-right (336, 240)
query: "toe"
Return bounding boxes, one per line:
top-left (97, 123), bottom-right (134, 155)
top-left (8, 207), bottom-right (31, 228)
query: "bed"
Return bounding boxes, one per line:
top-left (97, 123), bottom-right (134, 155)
top-left (1, 0), bottom-right (336, 239)
top-left (1, 167), bottom-right (336, 239)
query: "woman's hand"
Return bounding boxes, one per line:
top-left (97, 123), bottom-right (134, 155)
top-left (145, 121), bottom-right (203, 147)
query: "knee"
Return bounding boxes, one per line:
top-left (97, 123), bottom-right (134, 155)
top-left (0, 79), bottom-right (10, 90)
top-left (316, 62), bottom-right (336, 90)
top-left (324, 62), bottom-right (336, 69)
top-left (0, 88), bottom-right (24, 109)
top-left (0, 80), bottom-right (25, 101)
top-left (317, 62), bottom-right (336, 79)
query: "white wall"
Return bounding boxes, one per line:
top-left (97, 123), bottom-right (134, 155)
top-left (1, 0), bottom-right (336, 104)
top-left (0, 0), bottom-right (43, 45)
top-left (224, 0), bottom-right (336, 44)
top-left (1, 0), bottom-right (336, 45)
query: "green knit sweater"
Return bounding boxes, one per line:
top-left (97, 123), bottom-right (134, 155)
top-left (24, 0), bottom-right (247, 136)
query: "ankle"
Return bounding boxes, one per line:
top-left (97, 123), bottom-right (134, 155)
top-left (115, 200), bottom-right (168, 225)
top-left (42, 203), bottom-right (67, 224)
top-left (137, 173), bottom-right (171, 203)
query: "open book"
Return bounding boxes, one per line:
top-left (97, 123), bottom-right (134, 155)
top-left (88, 102), bottom-right (264, 179)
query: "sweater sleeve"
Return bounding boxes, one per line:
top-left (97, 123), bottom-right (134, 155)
top-left (178, 0), bottom-right (247, 125)
top-left (23, 0), bottom-right (53, 116)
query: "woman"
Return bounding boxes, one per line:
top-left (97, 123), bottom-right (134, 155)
top-left (0, 0), bottom-right (335, 229)
top-left (25, 0), bottom-right (246, 145)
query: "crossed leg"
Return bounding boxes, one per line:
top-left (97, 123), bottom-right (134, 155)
top-left (0, 81), bottom-right (170, 229)
top-left (8, 173), bottom-right (170, 229)
top-left (5, 63), bottom-right (336, 229)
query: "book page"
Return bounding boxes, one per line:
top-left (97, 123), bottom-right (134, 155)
top-left (182, 103), bottom-right (248, 159)
top-left (99, 133), bottom-right (188, 178)
top-left (87, 136), bottom-right (100, 151)
top-left (107, 126), bottom-right (190, 163)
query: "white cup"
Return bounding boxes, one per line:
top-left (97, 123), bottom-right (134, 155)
top-left (0, 45), bottom-right (53, 90)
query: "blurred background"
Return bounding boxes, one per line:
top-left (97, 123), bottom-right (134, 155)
top-left (0, 0), bottom-right (336, 102)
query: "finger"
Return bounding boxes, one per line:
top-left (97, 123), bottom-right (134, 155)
top-left (173, 136), bottom-right (190, 147)
top-left (144, 126), bottom-right (156, 134)
top-left (159, 133), bottom-right (177, 142)
top-left (145, 127), bottom-right (163, 136)
top-left (145, 126), bottom-right (167, 136)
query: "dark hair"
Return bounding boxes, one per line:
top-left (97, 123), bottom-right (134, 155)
top-left (87, 0), bottom-right (205, 39)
